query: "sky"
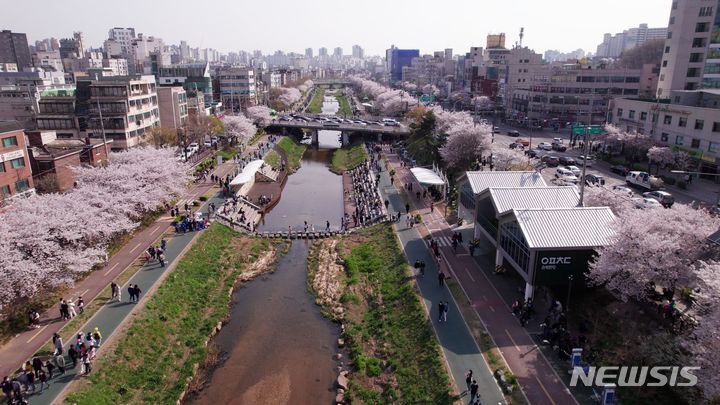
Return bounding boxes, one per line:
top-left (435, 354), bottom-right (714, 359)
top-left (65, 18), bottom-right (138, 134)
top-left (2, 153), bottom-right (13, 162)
top-left (4, 0), bottom-right (672, 57)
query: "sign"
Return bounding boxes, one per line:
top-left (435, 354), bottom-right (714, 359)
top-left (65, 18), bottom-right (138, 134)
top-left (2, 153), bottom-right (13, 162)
top-left (419, 94), bottom-right (435, 103)
top-left (572, 125), bottom-right (603, 136)
top-left (0, 149), bottom-right (24, 163)
top-left (534, 250), bottom-right (596, 285)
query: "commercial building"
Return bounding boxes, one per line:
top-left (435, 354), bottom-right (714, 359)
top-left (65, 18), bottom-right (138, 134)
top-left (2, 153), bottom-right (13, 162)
top-left (657, 0), bottom-right (720, 97)
top-left (611, 89), bottom-right (720, 176)
top-left (157, 86), bottom-right (188, 130)
top-left (105, 27), bottom-right (136, 57)
top-left (0, 121), bottom-right (34, 204)
top-left (157, 62), bottom-right (214, 110)
top-left (506, 47), bottom-right (659, 125)
top-left (75, 73), bottom-right (160, 150)
top-left (216, 66), bottom-right (257, 111)
top-left (35, 88), bottom-right (80, 138)
top-left (0, 30), bottom-right (31, 70)
top-left (352, 45), bottom-right (364, 59)
top-left (596, 24), bottom-right (668, 58)
top-left (458, 171), bottom-right (615, 299)
top-left (386, 46), bottom-right (420, 82)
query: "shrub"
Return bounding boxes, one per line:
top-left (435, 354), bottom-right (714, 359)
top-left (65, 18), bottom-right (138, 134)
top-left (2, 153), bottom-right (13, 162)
top-left (199, 196), bottom-right (208, 201)
top-left (609, 158), bottom-right (625, 166)
top-left (192, 200), bottom-right (200, 207)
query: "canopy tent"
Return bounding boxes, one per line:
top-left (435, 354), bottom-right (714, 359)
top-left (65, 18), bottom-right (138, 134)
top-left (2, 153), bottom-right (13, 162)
top-left (229, 159), bottom-right (265, 186)
top-left (410, 167), bottom-right (446, 185)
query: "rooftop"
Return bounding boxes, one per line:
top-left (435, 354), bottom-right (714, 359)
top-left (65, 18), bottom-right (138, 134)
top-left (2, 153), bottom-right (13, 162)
top-left (487, 186), bottom-right (579, 215)
top-left (511, 207), bottom-right (616, 249)
top-left (464, 171), bottom-right (547, 195)
top-left (0, 120), bottom-right (23, 134)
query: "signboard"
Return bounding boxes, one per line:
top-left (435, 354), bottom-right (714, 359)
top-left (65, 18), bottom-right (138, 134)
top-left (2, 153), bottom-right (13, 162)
top-left (419, 94), bottom-right (435, 103)
top-left (572, 125), bottom-right (603, 136)
top-left (0, 149), bottom-right (24, 163)
top-left (533, 249), bottom-right (597, 285)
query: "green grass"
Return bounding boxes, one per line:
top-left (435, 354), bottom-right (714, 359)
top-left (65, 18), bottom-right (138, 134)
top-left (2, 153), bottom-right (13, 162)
top-left (264, 150), bottom-right (281, 170)
top-left (247, 128), bottom-right (265, 146)
top-left (66, 224), bottom-right (271, 404)
top-left (277, 137), bottom-right (306, 173)
top-left (336, 94), bottom-right (353, 117)
top-left (216, 148), bottom-right (237, 161)
top-left (330, 144), bottom-right (368, 173)
top-left (341, 224), bottom-right (453, 404)
top-left (307, 88), bottom-right (326, 114)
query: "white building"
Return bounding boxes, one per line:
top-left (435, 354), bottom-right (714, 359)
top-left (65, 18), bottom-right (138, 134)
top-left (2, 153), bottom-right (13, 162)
top-left (217, 66), bottom-right (257, 111)
top-left (106, 27), bottom-right (136, 57)
top-left (596, 24), bottom-right (667, 58)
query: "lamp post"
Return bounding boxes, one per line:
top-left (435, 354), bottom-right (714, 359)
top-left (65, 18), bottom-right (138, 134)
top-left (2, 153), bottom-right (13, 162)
top-left (94, 73), bottom-right (110, 160)
top-left (566, 275), bottom-right (574, 313)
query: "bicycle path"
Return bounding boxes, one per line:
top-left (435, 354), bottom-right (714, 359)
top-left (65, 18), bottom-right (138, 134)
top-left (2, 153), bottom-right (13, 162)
top-left (382, 146), bottom-right (578, 405)
top-left (376, 163), bottom-right (505, 405)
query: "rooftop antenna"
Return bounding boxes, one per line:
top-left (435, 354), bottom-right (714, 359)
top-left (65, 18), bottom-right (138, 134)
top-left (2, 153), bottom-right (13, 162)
top-left (519, 27), bottom-right (525, 48)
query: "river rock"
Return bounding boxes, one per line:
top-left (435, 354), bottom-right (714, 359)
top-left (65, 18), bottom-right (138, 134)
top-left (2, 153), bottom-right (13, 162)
top-left (337, 374), bottom-right (349, 390)
top-left (334, 353), bottom-right (343, 360)
top-left (335, 392), bottom-right (345, 404)
top-left (337, 338), bottom-right (345, 348)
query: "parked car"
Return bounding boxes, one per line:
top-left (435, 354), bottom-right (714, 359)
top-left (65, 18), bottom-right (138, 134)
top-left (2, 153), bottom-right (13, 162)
top-left (610, 165), bottom-right (629, 176)
top-left (516, 138), bottom-right (530, 147)
top-left (584, 173), bottom-right (606, 186)
top-left (563, 165), bottom-right (581, 177)
top-left (551, 143), bottom-right (567, 152)
top-left (509, 142), bottom-right (522, 149)
top-left (558, 156), bottom-right (576, 166)
top-left (642, 190), bottom-right (675, 208)
top-left (541, 155), bottom-right (560, 167)
top-left (537, 142), bottom-right (553, 151)
top-left (493, 126), bottom-right (500, 133)
top-left (612, 185), bottom-right (634, 196)
top-left (508, 130), bottom-right (521, 137)
top-left (279, 115), bottom-right (292, 121)
top-left (633, 197), bottom-right (663, 209)
top-left (555, 168), bottom-right (579, 184)
top-left (576, 155), bottom-right (595, 167)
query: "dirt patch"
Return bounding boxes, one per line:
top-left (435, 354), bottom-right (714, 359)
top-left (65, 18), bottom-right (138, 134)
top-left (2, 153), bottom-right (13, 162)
top-left (310, 240), bottom-right (346, 320)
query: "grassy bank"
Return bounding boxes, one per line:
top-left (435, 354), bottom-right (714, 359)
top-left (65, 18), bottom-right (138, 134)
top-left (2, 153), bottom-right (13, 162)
top-left (307, 88), bottom-right (326, 114)
top-left (248, 128), bottom-right (265, 146)
top-left (278, 137), bottom-right (306, 173)
top-left (66, 224), bottom-right (271, 404)
top-left (334, 224), bottom-right (452, 404)
top-left (264, 150), bottom-right (281, 170)
top-left (337, 94), bottom-right (353, 117)
top-left (330, 144), bottom-right (368, 173)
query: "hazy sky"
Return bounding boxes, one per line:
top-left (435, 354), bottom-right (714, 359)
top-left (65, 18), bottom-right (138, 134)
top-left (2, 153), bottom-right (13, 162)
top-left (5, 0), bottom-right (672, 56)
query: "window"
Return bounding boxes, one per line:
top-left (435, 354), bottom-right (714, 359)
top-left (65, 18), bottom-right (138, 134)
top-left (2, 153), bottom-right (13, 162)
top-left (699, 6), bottom-right (713, 17)
top-left (640, 112), bottom-right (648, 120)
top-left (692, 138), bottom-right (701, 148)
top-left (15, 179), bottom-right (29, 192)
top-left (696, 22), bottom-right (710, 32)
top-left (0, 185), bottom-right (9, 197)
top-left (679, 117), bottom-right (688, 127)
top-left (713, 122), bottom-right (720, 132)
top-left (2, 137), bottom-right (17, 147)
top-left (675, 135), bottom-right (685, 145)
top-left (688, 68), bottom-right (700, 77)
top-left (696, 119), bottom-right (705, 130)
top-left (629, 110), bottom-right (636, 119)
top-left (9, 157), bottom-right (24, 169)
top-left (692, 38), bottom-right (707, 48)
top-left (665, 46), bottom-right (671, 54)
top-left (664, 115), bottom-right (673, 124)
top-left (690, 53), bottom-right (704, 63)
top-left (661, 132), bottom-right (669, 142)
top-left (710, 142), bottom-right (720, 153)
top-left (0, 162), bottom-right (4, 172)
top-left (617, 108), bottom-right (623, 117)
top-left (668, 31), bottom-right (673, 39)
top-left (670, 16), bottom-right (675, 24)
top-left (663, 60), bottom-right (668, 67)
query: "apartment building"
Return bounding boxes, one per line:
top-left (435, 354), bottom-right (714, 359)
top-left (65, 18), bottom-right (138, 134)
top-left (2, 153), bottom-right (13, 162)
top-left (0, 30), bottom-right (31, 70)
top-left (596, 24), bottom-right (668, 58)
top-left (0, 121), bottom-right (34, 204)
top-left (657, 0), bottom-right (720, 97)
top-left (157, 86), bottom-right (188, 130)
top-left (216, 66), bottom-right (257, 111)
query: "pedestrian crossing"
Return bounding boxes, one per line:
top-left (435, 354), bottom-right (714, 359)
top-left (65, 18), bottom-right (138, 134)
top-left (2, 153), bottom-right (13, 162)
top-left (433, 235), bottom-right (454, 247)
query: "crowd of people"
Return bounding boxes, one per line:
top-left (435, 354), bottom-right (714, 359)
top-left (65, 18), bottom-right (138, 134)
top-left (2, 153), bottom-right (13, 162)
top-left (218, 195), bottom-right (259, 232)
top-left (344, 150), bottom-right (386, 229)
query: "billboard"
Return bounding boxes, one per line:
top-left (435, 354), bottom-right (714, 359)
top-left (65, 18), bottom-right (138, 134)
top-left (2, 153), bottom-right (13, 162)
top-left (533, 249), bottom-right (597, 285)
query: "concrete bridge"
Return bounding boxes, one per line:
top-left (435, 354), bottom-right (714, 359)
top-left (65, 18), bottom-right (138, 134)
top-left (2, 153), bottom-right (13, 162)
top-left (269, 116), bottom-right (410, 135)
top-left (314, 78), bottom-right (352, 88)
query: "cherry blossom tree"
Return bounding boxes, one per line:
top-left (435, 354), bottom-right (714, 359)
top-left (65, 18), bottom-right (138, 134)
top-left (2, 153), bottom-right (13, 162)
top-left (422, 84), bottom-right (440, 96)
top-left (439, 122), bottom-right (492, 169)
top-left (223, 115), bottom-right (257, 144)
top-left (583, 186), bottom-right (636, 214)
top-left (604, 124), bottom-right (654, 164)
top-left (246, 105), bottom-right (273, 127)
top-left (0, 147), bottom-right (190, 317)
top-left (647, 146), bottom-right (676, 173)
top-left (589, 204), bottom-right (720, 302)
top-left (490, 147), bottom-right (534, 171)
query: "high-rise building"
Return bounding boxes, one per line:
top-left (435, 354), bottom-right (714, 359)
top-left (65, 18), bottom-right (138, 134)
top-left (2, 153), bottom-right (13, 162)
top-left (657, 0), bottom-right (720, 97)
top-left (333, 47), bottom-right (343, 57)
top-left (318, 47), bottom-right (328, 57)
top-left (386, 45), bottom-right (420, 82)
top-left (107, 27), bottom-right (136, 57)
top-left (0, 30), bottom-right (31, 70)
top-left (305, 48), bottom-right (313, 58)
top-left (179, 41), bottom-right (191, 62)
top-left (596, 24), bottom-right (667, 58)
top-left (352, 45), bottom-right (364, 59)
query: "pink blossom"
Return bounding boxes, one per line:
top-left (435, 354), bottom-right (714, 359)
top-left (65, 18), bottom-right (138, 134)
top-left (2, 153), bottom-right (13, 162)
top-left (224, 115), bottom-right (257, 142)
top-left (246, 106), bottom-right (273, 127)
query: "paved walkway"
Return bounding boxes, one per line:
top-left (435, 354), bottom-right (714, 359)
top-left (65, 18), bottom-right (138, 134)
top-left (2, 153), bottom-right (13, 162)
top-left (381, 146), bottom-right (577, 405)
top-left (374, 161), bottom-right (505, 405)
top-left (0, 137), bottom-right (274, 403)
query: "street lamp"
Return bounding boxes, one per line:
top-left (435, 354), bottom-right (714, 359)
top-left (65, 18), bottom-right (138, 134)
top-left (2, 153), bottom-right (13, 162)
top-left (566, 275), bottom-right (574, 313)
top-left (94, 73), bottom-right (110, 160)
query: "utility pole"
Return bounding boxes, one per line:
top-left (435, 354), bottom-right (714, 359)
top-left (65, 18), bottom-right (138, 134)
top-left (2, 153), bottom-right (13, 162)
top-left (94, 73), bottom-right (110, 160)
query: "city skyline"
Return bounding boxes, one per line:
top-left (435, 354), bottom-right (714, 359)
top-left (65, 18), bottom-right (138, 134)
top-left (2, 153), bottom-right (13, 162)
top-left (5, 0), bottom-right (672, 57)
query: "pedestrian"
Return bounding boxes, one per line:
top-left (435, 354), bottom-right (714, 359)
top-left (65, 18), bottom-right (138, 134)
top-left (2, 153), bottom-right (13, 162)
top-left (1, 377), bottom-right (11, 403)
top-left (326, 220), bottom-right (330, 232)
top-left (443, 300), bottom-right (449, 322)
top-left (110, 281), bottom-right (118, 301)
top-left (469, 243), bottom-right (476, 257)
top-left (465, 369), bottom-right (473, 390)
top-left (68, 345), bottom-right (78, 368)
top-left (24, 369), bottom-right (35, 394)
top-left (430, 202), bottom-right (434, 212)
top-left (405, 203), bottom-right (410, 214)
top-left (37, 369), bottom-right (48, 393)
top-left (438, 271), bottom-right (446, 287)
top-left (32, 357), bottom-right (43, 379)
top-left (470, 379), bottom-right (479, 403)
top-left (159, 252), bottom-right (166, 267)
top-left (452, 238), bottom-right (458, 253)
top-left (438, 301), bottom-right (445, 322)
top-left (128, 285), bottom-right (135, 302)
top-left (54, 352), bottom-right (66, 374)
top-left (53, 333), bottom-right (63, 356)
top-left (68, 298), bottom-right (77, 318)
top-left (78, 296), bottom-right (84, 314)
top-left (420, 260), bottom-right (426, 277)
top-left (44, 359), bottom-right (55, 379)
top-left (93, 327), bottom-right (103, 347)
top-left (133, 284), bottom-right (141, 302)
top-left (82, 353), bottom-right (92, 375)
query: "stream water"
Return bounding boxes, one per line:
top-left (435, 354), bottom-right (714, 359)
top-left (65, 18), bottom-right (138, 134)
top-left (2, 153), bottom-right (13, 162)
top-left (189, 95), bottom-right (344, 404)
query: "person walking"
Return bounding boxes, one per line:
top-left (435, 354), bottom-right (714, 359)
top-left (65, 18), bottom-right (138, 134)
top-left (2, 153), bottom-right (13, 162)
top-left (452, 238), bottom-right (458, 253)
top-left (438, 301), bottom-right (445, 322)
top-left (31, 357), bottom-right (43, 379)
top-left (438, 271), bottom-right (446, 287)
top-left (430, 202), bottom-right (434, 213)
top-left (68, 344), bottom-right (78, 368)
top-left (128, 285), bottom-right (135, 302)
top-left (470, 379), bottom-right (479, 403)
top-left (93, 327), bottom-right (103, 347)
top-left (405, 203), bottom-right (410, 214)
top-left (54, 352), bottom-right (66, 375)
top-left (53, 333), bottom-right (63, 356)
top-left (78, 296), bottom-right (85, 314)
top-left (133, 284), bottom-right (142, 302)
top-left (44, 359), bottom-right (55, 380)
top-left (159, 252), bottom-right (166, 267)
top-left (420, 261), bottom-right (426, 277)
top-left (465, 369), bottom-right (473, 391)
top-left (67, 299), bottom-right (77, 318)
top-left (326, 220), bottom-right (330, 232)
top-left (443, 301), bottom-right (449, 322)
top-left (37, 369), bottom-right (48, 393)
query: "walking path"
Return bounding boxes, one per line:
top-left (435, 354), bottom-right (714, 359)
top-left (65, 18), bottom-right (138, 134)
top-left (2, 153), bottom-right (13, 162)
top-left (380, 146), bottom-right (577, 405)
top-left (374, 159), bottom-right (505, 405)
top-left (0, 136), bottom-right (273, 404)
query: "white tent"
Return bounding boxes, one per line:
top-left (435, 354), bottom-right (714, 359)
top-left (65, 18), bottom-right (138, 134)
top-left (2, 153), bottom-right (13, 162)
top-left (410, 167), bottom-right (446, 186)
top-left (230, 160), bottom-right (265, 186)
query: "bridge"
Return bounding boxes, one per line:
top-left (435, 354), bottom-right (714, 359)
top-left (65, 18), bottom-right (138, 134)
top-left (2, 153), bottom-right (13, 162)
top-left (314, 78), bottom-right (352, 87)
top-left (268, 114), bottom-right (411, 145)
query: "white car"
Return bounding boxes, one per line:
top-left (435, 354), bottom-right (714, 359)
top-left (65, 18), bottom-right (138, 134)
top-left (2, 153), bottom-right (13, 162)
top-left (633, 197), bottom-right (662, 209)
top-left (564, 165), bottom-right (581, 177)
top-left (612, 185), bottom-right (634, 196)
top-left (537, 142), bottom-right (553, 151)
top-left (576, 155), bottom-right (595, 167)
top-left (555, 168), bottom-right (579, 184)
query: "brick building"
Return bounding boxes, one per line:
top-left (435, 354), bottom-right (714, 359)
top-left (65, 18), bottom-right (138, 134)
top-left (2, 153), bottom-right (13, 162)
top-left (0, 121), bottom-right (34, 205)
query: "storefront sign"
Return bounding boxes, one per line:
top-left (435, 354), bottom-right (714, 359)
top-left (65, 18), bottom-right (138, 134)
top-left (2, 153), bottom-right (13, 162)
top-left (534, 250), bottom-right (596, 285)
top-left (0, 149), bottom-right (24, 163)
